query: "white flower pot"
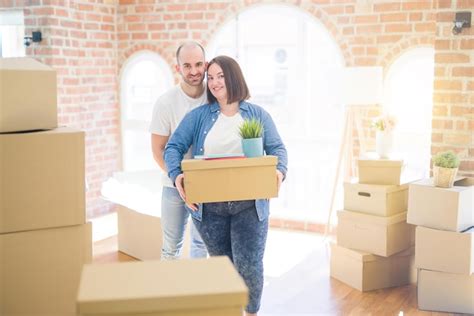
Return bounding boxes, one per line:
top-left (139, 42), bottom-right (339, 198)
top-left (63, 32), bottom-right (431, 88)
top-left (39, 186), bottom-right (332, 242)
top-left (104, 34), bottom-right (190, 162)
top-left (376, 131), bottom-right (393, 159)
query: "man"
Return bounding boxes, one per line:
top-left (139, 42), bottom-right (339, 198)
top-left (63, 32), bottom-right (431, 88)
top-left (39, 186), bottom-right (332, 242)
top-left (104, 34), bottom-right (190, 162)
top-left (149, 42), bottom-right (208, 259)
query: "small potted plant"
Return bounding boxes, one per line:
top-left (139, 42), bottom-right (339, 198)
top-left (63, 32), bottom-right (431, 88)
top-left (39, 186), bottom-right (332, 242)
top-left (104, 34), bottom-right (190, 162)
top-left (372, 114), bottom-right (397, 158)
top-left (433, 150), bottom-right (460, 188)
top-left (239, 118), bottom-right (264, 158)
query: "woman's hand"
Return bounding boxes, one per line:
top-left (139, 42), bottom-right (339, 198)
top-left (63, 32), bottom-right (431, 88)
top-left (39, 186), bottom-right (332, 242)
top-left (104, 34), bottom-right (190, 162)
top-left (175, 174), bottom-right (198, 211)
top-left (276, 170), bottom-right (284, 193)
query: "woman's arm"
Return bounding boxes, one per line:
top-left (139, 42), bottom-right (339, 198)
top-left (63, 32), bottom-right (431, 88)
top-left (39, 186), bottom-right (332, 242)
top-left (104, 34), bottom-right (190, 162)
top-left (261, 109), bottom-right (288, 179)
top-left (164, 112), bottom-right (196, 185)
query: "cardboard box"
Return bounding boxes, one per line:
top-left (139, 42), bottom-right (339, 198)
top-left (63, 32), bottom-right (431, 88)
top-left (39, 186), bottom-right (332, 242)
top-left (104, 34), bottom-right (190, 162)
top-left (117, 204), bottom-right (191, 260)
top-left (0, 223), bottom-right (92, 315)
top-left (358, 158), bottom-right (403, 185)
top-left (0, 127), bottom-right (85, 233)
top-left (77, 257), bottom-right (248, 316)
top-left (409, 255), bottom-right (417, 283)
top-left (343, 182), bottom-right (408, 216)
top-left (337, 210), bottom-right (414, 257)
top-left (182, 156), bottom-right (278, 204)
top-left (0, 57), bottom-right (57, 133)
top-left (330, 243), bottom-right (413, 291)
top-left (407, 177), bottom-right (474, 232)
top-left (418, 269), bottom-right (474, 314)
top-left (415, 226), bottom-right (473, 275)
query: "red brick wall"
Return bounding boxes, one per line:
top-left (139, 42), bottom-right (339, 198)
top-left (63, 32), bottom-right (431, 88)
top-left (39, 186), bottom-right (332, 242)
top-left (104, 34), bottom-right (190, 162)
top-left (2, 0), bottom-right (120, 217)
top-left (2, 0), bottom-right (472, 220)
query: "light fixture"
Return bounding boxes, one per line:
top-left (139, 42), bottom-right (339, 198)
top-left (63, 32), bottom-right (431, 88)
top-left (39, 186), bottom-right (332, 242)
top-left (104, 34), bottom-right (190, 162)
top-left (452, 11), bottom-right (471, 35)
top-left (23, 31), bottom-right (42, 47)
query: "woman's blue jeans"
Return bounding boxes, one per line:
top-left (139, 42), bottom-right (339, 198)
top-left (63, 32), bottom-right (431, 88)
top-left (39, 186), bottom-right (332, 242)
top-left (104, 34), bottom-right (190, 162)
top-left (192, 200), bottom-right (268, 314)
top-left (161, 186), bottom-right (207, 260)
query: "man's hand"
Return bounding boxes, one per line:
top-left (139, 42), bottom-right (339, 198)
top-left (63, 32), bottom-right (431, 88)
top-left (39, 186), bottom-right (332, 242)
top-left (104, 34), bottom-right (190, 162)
top-left (175, 174), bottom-right (198, 211)
top-left (276, 170), bottom-right (284, 193)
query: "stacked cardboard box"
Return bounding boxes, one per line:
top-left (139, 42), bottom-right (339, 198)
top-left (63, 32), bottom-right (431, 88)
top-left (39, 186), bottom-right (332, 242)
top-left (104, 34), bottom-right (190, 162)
top-left (77, 257), bottom-right (248, 315)
top-left (408, 178), bottom-right (474, 314)
top-left (0, 57), bottom-right (92, 315)
top-left (330, 158), bottom-right (415, 291)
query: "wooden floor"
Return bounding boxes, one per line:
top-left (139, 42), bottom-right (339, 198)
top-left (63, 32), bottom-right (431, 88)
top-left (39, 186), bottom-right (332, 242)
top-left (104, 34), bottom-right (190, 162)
top-left (93, 234), bottom-right (467, 316)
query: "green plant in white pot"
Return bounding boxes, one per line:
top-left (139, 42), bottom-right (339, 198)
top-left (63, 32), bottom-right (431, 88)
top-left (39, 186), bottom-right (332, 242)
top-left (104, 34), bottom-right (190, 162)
top-left (433, 150), bottom-right (460, 188)
top-left (239, 118), bottom-right (264, 158)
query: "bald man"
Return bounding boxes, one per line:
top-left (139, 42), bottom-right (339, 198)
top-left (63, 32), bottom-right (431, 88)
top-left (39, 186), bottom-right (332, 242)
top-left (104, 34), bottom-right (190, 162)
top-left (150, 42), bottom-right (208, 259)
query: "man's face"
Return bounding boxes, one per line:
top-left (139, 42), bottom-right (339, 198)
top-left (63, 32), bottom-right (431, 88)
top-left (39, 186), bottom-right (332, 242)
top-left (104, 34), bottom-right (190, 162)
top-left (176, 46), bottom-right (206, 87)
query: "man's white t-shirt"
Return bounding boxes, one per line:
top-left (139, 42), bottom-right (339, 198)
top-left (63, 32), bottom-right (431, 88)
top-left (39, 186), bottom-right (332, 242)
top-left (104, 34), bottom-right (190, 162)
top-left (149, 84), bottom-right (207, 187)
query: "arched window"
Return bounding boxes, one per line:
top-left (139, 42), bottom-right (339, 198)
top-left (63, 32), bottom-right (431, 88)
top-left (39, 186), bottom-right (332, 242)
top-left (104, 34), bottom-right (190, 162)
top-left (384, 47), bottom-right (434, 179)
top-left (207, 4), bottom-right (345, 223)
top-left (120, 51), bottom-right (173, 171)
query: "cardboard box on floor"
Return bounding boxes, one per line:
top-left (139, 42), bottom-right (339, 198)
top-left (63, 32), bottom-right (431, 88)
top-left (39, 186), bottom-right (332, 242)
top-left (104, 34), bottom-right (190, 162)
top-left (337, 210), bottom-right (414, 257)
top-left (358, 158), bottom-right (403, 185)
top-left (77, 257), bottom-right (248, 316)
top-left (0, 223), bottom-right (92, 315)
top-left (407, 177), bottom-right (474, 232)
top-left (418, 269), bottom-right (474, 314)
top-left (0, 57), bottom-right (57, 133)
top-left (330, 243), bottom-right (413, 292)
top-left (416, 226), bottom-right (473, 275)
top-left (343, 182), bottom-right (408, 216)
top-left (117, 204), bottom-right (191, 260)
top-left (182, 156), bottom-right (278, 204)
top-left (0, 127), bottom-right (85, 233)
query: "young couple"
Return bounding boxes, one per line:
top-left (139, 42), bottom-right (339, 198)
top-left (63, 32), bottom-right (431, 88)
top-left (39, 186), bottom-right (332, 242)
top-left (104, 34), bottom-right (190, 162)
top-left (150, 41), bottom-right (288, 316)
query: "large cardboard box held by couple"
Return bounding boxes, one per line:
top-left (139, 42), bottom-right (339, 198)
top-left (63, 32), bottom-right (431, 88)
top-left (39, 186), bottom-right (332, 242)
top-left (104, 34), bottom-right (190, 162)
top-left (182, 156), bottom-right (278, 204)
top-left (407, 177), bottom-right (474, 232)
top-left (0, 57), bottom-right (57, 133)
top-left (337, 210), bottom-right (414, 257)
top-left (418, 269), bottom-right (473, 314)
top-left (344, 182), bottom-right (408, 216)
top-left (0, 223), bottom-right (92, 315)
top-left (77, 257), bottom-right (248, 316)
top-left (330, 243), bottom-right (413, 291)
top-left (415, 226), bottom-right (473, 275)
top-left (0, 127), bottom-right (85, 233)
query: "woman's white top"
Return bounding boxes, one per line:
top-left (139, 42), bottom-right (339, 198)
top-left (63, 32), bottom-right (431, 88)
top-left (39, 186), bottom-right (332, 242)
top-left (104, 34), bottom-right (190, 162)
top-left (204, 112), bottom-right (244, 156)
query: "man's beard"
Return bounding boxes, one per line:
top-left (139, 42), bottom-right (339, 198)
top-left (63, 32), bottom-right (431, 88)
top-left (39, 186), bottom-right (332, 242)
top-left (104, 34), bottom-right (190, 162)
top-left (183, 74), bottom-right (203, 86)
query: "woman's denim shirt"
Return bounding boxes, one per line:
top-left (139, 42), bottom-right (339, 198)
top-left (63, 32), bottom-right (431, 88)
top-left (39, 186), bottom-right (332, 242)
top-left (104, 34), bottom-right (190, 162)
top-left (164, 100), bottom-right (288, 222)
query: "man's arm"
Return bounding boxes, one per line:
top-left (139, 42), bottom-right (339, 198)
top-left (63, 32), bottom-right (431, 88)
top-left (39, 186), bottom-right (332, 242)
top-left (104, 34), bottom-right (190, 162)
top-left (151, 134), bottom-right (169, 172)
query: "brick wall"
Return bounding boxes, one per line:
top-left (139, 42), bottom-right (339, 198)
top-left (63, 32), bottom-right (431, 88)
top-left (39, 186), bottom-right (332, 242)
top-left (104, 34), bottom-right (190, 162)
top-left (2, 0), bottom-right (472, 220)
top-left (432, 0), bottom-right (473, 177)
top-left (1, 0), bottom-right (120, 217)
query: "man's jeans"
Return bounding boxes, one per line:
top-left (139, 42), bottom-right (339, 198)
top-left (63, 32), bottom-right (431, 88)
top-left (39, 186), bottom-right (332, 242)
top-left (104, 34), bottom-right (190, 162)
top-left (161, 186), bottom-right (207, 260)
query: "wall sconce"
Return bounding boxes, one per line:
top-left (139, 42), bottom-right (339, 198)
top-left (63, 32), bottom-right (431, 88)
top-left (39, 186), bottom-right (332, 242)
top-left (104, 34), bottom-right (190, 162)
top-left (23, 31), bottom-right (42, 47)
top-left (452, 11), bottom-right (471, 35)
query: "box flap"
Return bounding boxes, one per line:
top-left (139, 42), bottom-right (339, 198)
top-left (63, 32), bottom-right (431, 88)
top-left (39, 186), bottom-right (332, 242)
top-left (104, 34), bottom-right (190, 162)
top-left (77, 257), bottom-right (248, 313)
top-left (0, 57), bottom-right (53, 71)
top-left (182, 155), bottom-right (277, 171)
top-left (331, 243), bottom-right (413, 262)
top-left (338, 209), bottom-right (407, 225)
top-left (344, 182), bottom-right (408, 194)
top-left (411, 177), bottom-right (473, 193)
top-left (358, 158), bottom-right (403, 168)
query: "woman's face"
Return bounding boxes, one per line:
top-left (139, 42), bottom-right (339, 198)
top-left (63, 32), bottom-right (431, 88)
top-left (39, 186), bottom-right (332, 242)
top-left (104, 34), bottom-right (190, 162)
top-left (207, 63), bottom-right (227, 104)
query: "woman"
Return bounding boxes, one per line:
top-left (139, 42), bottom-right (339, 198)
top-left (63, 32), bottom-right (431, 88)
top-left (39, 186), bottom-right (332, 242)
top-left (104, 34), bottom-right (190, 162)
top-left (164, 55), bottom-right (288, 316)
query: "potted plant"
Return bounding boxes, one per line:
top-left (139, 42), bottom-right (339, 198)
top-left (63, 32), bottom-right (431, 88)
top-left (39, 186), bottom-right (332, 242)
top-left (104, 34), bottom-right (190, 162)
top-left (239, 118), bottom-right (264, 158)
top-left (433, 150), bottom-right (460, 188)
top-left (372, 114), bottom-right (397, 158)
